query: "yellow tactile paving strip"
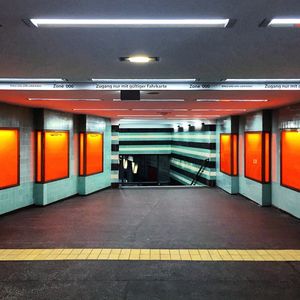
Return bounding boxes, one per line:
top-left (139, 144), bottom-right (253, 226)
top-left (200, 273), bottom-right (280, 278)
top-left (0, 249), bottom-right (300, 261)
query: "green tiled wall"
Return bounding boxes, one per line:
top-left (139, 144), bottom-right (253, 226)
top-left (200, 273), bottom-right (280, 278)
top-left (78, 116), bottom-right (111, 195)
top-left (0, 104), bottom-right (112, 214)
top-left (0, 103), bottom-right (35, 214)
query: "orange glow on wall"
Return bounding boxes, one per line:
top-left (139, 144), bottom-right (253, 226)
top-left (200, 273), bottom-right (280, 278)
top-left (0, 129), bottom-right (19, 189)
top-left (245, 132), bottom-right (262, 182)
top-left (79, 133), bottom-right (85, 176)
top-left (220, 133), bottom-right (238, 176)
top-left (86, 133), bottom-right (103, 175)
top-left (245, 132), bottom-right (270, 183)
top-left (264, 133), bottom-right (270, 183)
top-left (281, 130), bottom-right (300, 191)
top-left (36, 131), bottom-right (42, 182)
top-left (232, 134), bottom-right (238, 176)
top-left (36, 131), bottom-right (69, 183)
top-left (79, 132), bottom-right (104, 176)
top-left (44, 132), bottom-right (69, 182)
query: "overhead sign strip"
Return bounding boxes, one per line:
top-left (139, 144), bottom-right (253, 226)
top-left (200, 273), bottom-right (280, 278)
top-left (1, 82), bottom-right (300, 91)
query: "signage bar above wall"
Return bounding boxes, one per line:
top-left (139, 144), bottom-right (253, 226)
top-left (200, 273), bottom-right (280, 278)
top-left (2, 81), bottom-right (300, 91)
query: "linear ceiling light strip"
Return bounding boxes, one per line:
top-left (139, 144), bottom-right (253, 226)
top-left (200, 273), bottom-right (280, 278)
top-left (29, 18), bottom-right (230, 28)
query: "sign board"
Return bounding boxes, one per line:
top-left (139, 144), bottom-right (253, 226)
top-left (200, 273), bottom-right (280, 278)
top-left (1, 82), bottom-right (300, 91)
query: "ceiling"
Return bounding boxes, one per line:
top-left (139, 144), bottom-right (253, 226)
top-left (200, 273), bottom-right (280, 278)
top-left (0, 0), bottom-right (300, 119)
top-left (0, 89), bottom-right (299, 120)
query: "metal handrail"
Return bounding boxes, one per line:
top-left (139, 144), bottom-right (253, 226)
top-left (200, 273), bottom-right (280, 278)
top-left (191, 159), bottom-right (209, 185)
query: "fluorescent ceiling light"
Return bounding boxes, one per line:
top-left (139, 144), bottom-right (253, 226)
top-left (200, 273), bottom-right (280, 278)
top-left (194, 115), bottom-right (221, 117)
top-left (30, 18), bottom-right (230, 28)
top-left (120, 56), bottom-right (158, 63)
top-left (167, 117), bottom-right (214, 119)
top-left (196, 99), bottom-right (269, 102)
top-left (28, 98), bottom-right (102, 101)
top-left (120, 118), bottom-right (165, 120)
top-left (132, 108), bottom-right (188, 111)
top-left (118, 115), bottom-right (162, 117)
top-left (225, 79), bottom-right (300, 82)
top-left (268, 18), bottom-right (300, 27)
top-left (141, 99), bottom-right (185, 102)
top-left (128, 56), bottom-right (152, 63)
top-left (72, 108), bottom-right (128, 111)
top-left (175, 114), bottom-right (221, 117)
top-left (92, 79), bottom-right (196, 82)
top-left (0, 78), bottom-right (65, 82)
top-left (113, 98), bottom-right (185, 102)
top-left (191, 108), bottom-right (247, 111)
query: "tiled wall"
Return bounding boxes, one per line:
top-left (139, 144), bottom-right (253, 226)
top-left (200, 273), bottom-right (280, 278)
top-left (111, 125), bottom-right (120, 187)
top-left (216, 117), bottom-right (239, 194)
top-left (34, 110), bottom-right (78, 205)
top-left (0, 104), bottom-right (112, 214)
top-left (78, 115), bottom-right (111, 195)
top-left (170, 125), bottom-right (216, 186)
top-left (216, 105), bottom-right (300, 218)
top-left (238, 111), bottom-right (272, 206)
top-left (271, 104), bottom-right (300, 218)
top-left (119, 127), bottom-right (173, 155)
top-left (0, 103), bottom-right (34, 214)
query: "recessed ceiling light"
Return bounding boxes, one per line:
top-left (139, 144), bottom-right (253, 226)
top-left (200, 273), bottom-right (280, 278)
top-left (120, 117), bottom-right (165, 120)
top-left (132, 109), bottom-right (188, 111)
top-left (0, 78), bottom-right (66, 82)
top-left (175, 114), bottom-right (221, 117)
top-left (167, 117), bottom-right (212, 120)
top-left (72, 108), bottom-right (129, 111)
top-left (29, 18), bottom-right (231, 28)
top-left (193, 115), bottom-right (221, 117)
top-left (191, 108), bottom-right (247, 111)
top-left (92, 79), bottom-right (196, 82)
top-left (268, 18), bottom-right (300, 28)
top-left (120, 56), bottom-right (159, 63)
top-left (117, 114), bottom-right (162, 117)
top-left (225, 79), bottom-right (300, 82)
top-left (142, 99), bottom-right (185, 102)
top-left (196, 99), bottom-right (269, 102)
top-left (113, 98), bottom-right (185, 102)
top-left (28, 98), bottom-right (102, 101)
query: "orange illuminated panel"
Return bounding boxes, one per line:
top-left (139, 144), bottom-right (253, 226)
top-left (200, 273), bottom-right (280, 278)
top-left (264, 132), bottom-right (270, 183)
top-left (79, 133), bottom-right (85, 176)
top-left (79, 132), bottom-right (104, 176)
top-left (0, 128), bottom-right (19, 189)
top-left (36, 131), bottom-right (42, 182)
top-left (220, 133), bottom-right (238, 176)
top-left (220, 134), bottom-right (232, 175)
top-left (44, 131), bottom-right (69, 182)
top-left (232, 134), bottom-right (238, 176)
top-left (245, 132), bottom-right (263, 182)
top-left (86, 133), bottom-right (103, 175)
top-left (245, 132), bottom-right (270, 183)
top-left (281, 130), bottom-right (300, 191)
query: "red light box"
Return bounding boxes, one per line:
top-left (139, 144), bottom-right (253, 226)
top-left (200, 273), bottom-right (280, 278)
top-left (0, 128), bottom-right (19, 189)
top-left (244, 132), bottom-right (270, 183)
top-left (281, 130), bottom-right (300, 191)
top-left (220, 133), bottom-right (238, 176)
top-left (36, 131), bottom-right (69, 183)
top-left (79, 132), bottom-right (104, 176)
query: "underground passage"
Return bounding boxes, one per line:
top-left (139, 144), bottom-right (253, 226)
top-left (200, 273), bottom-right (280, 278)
top-left (0, 1), bottom-right (300, 299)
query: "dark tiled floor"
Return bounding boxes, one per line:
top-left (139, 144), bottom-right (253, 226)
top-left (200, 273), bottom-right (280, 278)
top-left (1, 187), bottom-right (300, 299)
top-left (0, 187), bottom-right (299, 249)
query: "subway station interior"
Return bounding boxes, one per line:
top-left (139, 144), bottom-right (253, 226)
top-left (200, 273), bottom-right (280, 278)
top-left (0, 1), bottom-right (300, 299)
